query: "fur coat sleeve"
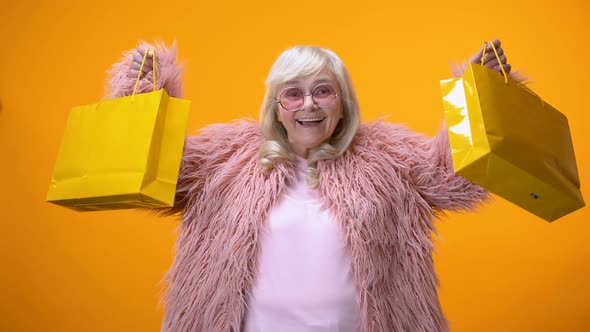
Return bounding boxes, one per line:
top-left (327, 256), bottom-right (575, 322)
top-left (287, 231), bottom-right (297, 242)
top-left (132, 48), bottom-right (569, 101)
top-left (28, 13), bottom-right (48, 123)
top-left (156, 121), bottom-right (263, 216)
top-left (409, 124), bottom-right (491, 212)
top-left (362, 121), bottom-right (491, 213)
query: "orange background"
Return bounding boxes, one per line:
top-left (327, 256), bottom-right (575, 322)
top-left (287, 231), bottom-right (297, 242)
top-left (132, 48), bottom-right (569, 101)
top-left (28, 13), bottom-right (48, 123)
top-left (1, 0), bottom-right (589, 331)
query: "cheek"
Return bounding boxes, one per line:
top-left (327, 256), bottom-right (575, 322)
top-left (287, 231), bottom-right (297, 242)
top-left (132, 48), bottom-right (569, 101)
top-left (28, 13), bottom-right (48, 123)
top-left (331, 106), bottom-right (344, 125)
top-left (276, 110), bottom-right (295, 132)
top-left (327, 107), bottom-right (344, 135)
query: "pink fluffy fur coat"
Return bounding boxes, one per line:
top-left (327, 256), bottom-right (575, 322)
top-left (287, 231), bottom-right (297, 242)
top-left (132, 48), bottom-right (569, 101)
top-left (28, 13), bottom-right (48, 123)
top-left (108, 43), bottom-right (492, 332)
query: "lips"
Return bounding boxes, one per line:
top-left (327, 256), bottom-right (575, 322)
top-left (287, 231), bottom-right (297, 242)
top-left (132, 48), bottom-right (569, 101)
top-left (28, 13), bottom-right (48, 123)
top-left (296, 117), bottom-right (325, 126)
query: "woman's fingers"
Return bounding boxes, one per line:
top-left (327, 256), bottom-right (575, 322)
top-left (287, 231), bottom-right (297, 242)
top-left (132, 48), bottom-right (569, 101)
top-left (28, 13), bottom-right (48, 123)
top-left (485, 54), bottom-right (506, 68)
top-left (132, 50), bottom-right (153, 69)
top-left (488, 39), bottom-right (501, 49)
top-left (469, 44), bottom-right (485, 64)
top-left (130, 60), bottom-right (153, 72)
top-left (483, 47), bottom-right (504, 63)
top-left (470, 39), bottom-right (504, 64)
top-left (470, 40), bottom-right (511, 74)
top-left (494, 63), bottom-right (511, 74)
top-left (127, 46), bottom-right (154, 78)
top-left (487, 58), bottom-right (511, 74)
top-left (127, 69), bottom-right (141, 79)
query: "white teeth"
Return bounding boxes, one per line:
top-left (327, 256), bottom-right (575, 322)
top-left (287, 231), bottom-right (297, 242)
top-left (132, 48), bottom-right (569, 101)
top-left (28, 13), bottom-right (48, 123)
top-left (297, 118), bottom-right (324, 122)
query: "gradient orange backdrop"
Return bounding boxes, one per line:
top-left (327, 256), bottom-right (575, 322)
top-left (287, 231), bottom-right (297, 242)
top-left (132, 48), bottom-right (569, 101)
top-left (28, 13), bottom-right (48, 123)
top-left (1, 0), bottom-right (589, 331)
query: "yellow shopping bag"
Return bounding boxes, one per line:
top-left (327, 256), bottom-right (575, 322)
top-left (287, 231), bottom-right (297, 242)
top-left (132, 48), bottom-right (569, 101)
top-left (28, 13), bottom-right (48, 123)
top-left (47, 49), bottom-right (190, 211)
top-left (440, 42), bottom-right (584, 222)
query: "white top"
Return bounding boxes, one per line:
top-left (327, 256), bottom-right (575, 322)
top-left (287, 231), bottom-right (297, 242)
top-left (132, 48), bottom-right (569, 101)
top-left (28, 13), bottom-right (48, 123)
top-left (243, 157), bottom-right (360, 332)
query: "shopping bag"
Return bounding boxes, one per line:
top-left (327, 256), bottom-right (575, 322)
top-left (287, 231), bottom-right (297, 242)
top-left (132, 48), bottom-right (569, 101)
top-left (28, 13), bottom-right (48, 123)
top-left (47, 49), bottom-right (190, 211)
top-left (440, 42), bottom-right (584, 222)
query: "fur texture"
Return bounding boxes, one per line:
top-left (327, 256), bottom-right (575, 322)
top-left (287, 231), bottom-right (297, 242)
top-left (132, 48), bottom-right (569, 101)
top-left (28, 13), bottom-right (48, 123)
top-left (158, 121), bottom-right (489, 332)
top-left (107, 43), bottom-right (492, 331)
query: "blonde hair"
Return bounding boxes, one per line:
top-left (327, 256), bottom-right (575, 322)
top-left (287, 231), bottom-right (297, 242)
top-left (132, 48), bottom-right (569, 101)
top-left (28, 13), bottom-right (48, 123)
top-left (259, 46), bottom-right (361, 187)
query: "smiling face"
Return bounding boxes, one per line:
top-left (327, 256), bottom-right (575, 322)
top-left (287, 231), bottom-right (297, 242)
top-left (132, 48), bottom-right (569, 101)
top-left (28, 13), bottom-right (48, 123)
top-left (275, 71), bottom-right (343, 158)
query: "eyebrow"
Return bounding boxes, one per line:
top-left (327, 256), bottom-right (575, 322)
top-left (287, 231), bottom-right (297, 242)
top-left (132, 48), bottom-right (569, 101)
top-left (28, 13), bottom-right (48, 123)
top-left (282, 78), bottom-right (333, 86)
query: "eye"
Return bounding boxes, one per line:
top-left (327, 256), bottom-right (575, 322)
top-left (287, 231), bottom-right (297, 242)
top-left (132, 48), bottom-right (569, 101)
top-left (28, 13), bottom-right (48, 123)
top-left (313, 85), bottom-right (334, 98)
top-left (282, 88), bottom-right (302, 100)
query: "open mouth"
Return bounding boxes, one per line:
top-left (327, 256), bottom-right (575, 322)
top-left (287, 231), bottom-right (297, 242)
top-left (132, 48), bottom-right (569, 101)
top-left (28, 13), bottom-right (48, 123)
top-left (296, 117), bottom-right (325, 127)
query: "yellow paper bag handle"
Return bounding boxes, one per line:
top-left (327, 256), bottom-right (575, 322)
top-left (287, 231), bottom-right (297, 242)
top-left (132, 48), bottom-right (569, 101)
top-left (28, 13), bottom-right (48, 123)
top-left (480, 41), bottom-right (509, 84)
top-left (132, 48), bottom-right (157, 96)
top-left (97, 48), bottom-right (157, 106)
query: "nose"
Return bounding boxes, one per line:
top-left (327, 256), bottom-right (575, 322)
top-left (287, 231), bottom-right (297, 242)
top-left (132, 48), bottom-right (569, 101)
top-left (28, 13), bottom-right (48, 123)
top-left (300, 93), bottom-right (319, 111)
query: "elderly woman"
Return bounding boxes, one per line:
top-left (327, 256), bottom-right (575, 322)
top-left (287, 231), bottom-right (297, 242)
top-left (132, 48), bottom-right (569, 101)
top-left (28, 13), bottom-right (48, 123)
top-left (108, 40), bottom-right (515, 332)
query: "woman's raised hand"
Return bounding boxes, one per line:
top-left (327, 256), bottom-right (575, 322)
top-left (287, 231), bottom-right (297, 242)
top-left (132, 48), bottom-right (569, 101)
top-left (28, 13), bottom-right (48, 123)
top-left (469, 39), bottom-right (511, 74)
top-left (127, 45), bottom-right (154, 79)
